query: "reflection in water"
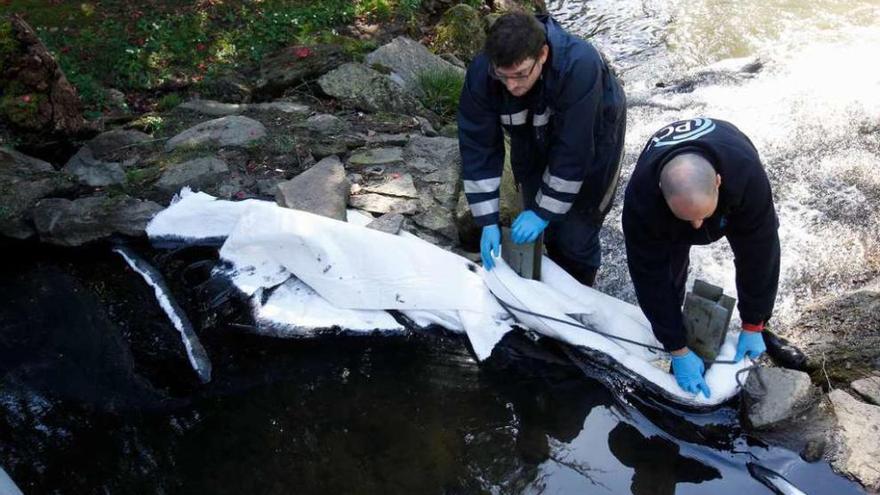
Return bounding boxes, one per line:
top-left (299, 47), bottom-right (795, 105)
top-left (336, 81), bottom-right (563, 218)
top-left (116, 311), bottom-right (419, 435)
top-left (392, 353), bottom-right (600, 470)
top-left (608, 422), bottom-right (721, 494)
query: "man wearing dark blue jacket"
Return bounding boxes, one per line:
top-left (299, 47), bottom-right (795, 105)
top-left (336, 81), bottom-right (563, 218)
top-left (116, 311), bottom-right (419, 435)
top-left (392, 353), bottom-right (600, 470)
top-left (458, 12), bottom-right (626, 286)
top-left (623, 118), bottom-right (780, 397)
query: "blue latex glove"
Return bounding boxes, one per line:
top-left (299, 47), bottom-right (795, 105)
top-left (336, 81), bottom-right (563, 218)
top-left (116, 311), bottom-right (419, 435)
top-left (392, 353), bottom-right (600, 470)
top-left (671, 350), bottom-right (711, 398)
top-left (511, 210), bottom-right (549, 244)
top-left (480, 225), bottom-right (501, 270)
top-left (734, 330), bottom-right (766, 362)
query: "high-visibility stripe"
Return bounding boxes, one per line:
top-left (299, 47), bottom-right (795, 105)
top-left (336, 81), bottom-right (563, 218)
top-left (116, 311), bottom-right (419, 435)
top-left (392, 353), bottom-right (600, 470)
top-left (536, 191), bottom-right (572, 215)
top-left (499, 109), bottom-right (528, 126)
top-left (463, 177), bottom-right (502, 194)
top-left (542, 169), bottom-right (582, 194)
top-left (470, 198), bottom-right (500, 217)
top-left (533, 108), bottom-right (553, 127)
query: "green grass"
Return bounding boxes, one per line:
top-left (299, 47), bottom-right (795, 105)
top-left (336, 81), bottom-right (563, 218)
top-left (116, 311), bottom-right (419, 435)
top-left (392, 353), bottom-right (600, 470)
top-left (1, 0), bottom-right (362, 111)
top-left (416, 68), bottom-right (465, 121)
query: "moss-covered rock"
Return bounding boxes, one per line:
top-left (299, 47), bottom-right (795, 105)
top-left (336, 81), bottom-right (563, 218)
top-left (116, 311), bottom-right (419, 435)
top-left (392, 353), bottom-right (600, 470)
top-left (433, 4), bottom-right (485, 63)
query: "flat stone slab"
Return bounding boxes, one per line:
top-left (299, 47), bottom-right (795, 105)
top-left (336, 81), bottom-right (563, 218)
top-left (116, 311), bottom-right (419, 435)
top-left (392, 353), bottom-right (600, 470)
top-left (366, 212), bottom-right (405, 235)
top-left (181, 99), bottom-right (310, 116)
top-left (852, 376), bottom-right (880, 406)
top-left (743, 367), bottom-right (817, 428)
top-left (362, 173), bottom-right (419, 198)
top-left (64, 147), bottom-right (125, 186)
top-left (348, 147), bottom-right (404, 168)
top-left (165, 115), bottom-right (267, 151)
top-left (828, 389), bottom-right (880, 492)
top-left (275, 155), bottom-right (349, 221)
top-left (349, 193), bottom-right (418, 215)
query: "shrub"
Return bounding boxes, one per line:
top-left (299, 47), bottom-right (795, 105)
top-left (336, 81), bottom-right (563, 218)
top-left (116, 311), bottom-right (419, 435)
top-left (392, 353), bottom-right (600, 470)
top-left (416, 68), bottom-right (465, 121)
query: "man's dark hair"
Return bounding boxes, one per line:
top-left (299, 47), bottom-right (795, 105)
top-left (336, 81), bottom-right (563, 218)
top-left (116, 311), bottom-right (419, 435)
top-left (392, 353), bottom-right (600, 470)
top-left (485, 12), bottom-right (547, 68)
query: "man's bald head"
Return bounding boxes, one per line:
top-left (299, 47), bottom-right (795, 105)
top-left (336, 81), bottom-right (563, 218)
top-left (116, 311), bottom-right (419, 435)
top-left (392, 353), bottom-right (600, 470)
top-left (659, 153), bottom-right (721, 229)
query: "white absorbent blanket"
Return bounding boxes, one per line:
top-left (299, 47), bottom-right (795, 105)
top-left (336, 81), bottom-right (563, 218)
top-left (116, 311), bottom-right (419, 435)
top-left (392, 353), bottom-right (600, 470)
top-left (147, 189), bottom-right (750, 407)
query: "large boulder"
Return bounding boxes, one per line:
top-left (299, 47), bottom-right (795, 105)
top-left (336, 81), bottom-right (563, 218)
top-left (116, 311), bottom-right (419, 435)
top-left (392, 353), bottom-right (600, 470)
top-left (365, 37), bottom-right (465, 94)
top-left (32, 195), bottom-right (162, 246)
top-left (165, 116), bottom-right (267, 151)
top-left (0, 15), bottom-right (86, 137)
top-left (255, 44), bottom-right (350, 99)
top-left (742, 367), bottom-right (818, 429)
top-left (317, 63), bottom-right (430, 117)
top-left (155, 156), bottom-right (230, 196)
top-left (432, 4), bottom-right (486, 63)
top-left (64, 129), bottom-right (152, 187)
top-left (0, 147), bottom-right (74, 239)
top-left (828, 389), bottom-right (880, 492)
top-left (275, 155), bottom-right (350, 221)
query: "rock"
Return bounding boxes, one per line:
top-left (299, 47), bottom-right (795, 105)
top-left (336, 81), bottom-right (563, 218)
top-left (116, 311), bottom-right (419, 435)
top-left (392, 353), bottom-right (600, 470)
top-left (742, 367), bottom-right (818, 429)
top-left (180, 100), bottom-right (248, 116)
top-left (415, 116), bottom-right (438, 136)
top-left (180, 99), bottom-right (310, 116)
top-left (256, 44), bottom-right (351, 98)
top-left (32, 195), bottom-right (162, 246)
top-left (0, 147), bottom-right (74, 239)
top-left (64, 147), bottom-right (125, 187)
top-left (433, 4), bottom-right (485, 63)
top-left (348, 147), bottom-right (405, 168)
top-left (64, 130), bottom-right (152, 187)
top-left (430, 181), bottom-right (459, 207)
top-left (0, 15), bottom-right (86, 136)
top-left (349, 193), bottom-right (419, 215)
top-left (414, 204), bottom-right (459, 241)
top-left (165, 116), bottom-right (267, 151)
top-left (249, 101), bottom-right (310, 114)
top-left (828, 389), bottom-right (880, 491)
top-left (155, 156), bottom-right (230, 195)
top-left (403, 135), bottom-right (459, 172)
top-left (298, 114), bottom-right (350, 135)
top-left (364, 37), bottom-right (465, 94)
top-left (362, 173), bottom-right (419, 198)
top-left (88, 129), bottom-right (152, 158)
top-left (198, 71), bottom-right (253, 103)
top-left (852, 376), bottom-right (880, 405)
top-left (318, 63), bottom-right (429, 116)
top-left (439, 53), bottom-right (466, 69)
top-left (311, 140), bottom-right (349, 160)
top-left (365, 133), bottom-right (410, 146)
top-left (367, 212), bottom-right (405, 235)
top-left (275, 155), bottom-right (349, 221)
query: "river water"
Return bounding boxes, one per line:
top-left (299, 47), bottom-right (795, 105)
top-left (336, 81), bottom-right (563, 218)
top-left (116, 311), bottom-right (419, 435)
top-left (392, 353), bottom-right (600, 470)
top-left (2, 1), bottom-right (879, 494)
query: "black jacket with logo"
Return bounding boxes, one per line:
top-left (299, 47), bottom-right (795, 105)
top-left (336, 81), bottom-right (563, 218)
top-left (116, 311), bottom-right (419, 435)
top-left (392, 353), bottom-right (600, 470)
top-left (458, 15), bottom-right (626, 226)
top-left (622, 118), bottom-right (781, 351)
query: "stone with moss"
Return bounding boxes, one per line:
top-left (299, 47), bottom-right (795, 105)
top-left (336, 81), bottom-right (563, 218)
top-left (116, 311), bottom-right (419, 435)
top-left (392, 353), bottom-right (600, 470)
top-left (433, 4), bottom-right (485, 63)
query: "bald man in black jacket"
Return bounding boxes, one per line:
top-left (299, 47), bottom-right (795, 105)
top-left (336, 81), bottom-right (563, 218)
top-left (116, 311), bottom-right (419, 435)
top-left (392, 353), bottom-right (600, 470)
top-left (622, 118), bottom-right (780, 397)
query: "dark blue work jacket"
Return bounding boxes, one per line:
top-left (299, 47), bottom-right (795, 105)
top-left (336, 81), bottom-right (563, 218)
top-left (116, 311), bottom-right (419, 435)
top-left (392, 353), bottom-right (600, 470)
top-left (458, 15), bottom-right (626, 226)
top-left (622, 118), bottom-right (781, 351)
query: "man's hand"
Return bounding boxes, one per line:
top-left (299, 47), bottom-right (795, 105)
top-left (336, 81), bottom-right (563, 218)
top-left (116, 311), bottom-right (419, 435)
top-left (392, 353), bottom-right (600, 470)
top-left (671, 348), bottom-right (711, 398)
top-left (734, 327), bottom-right (767, 362)
top-left (511, 210), bottom-right (549, 244)
top-left (480, 225), bottom-right (501, 270)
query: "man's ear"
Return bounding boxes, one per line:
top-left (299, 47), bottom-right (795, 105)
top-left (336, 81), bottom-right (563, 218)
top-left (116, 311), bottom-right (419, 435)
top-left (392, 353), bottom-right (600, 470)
top-left (715, 174), bottom-right (722, 189)
top-left (539, 44), bottom-right (549, 64)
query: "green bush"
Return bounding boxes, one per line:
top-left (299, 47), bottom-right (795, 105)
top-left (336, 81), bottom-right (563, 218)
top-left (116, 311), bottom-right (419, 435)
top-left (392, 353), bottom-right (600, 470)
top-left (416, 68), bottom-right (465, 121)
